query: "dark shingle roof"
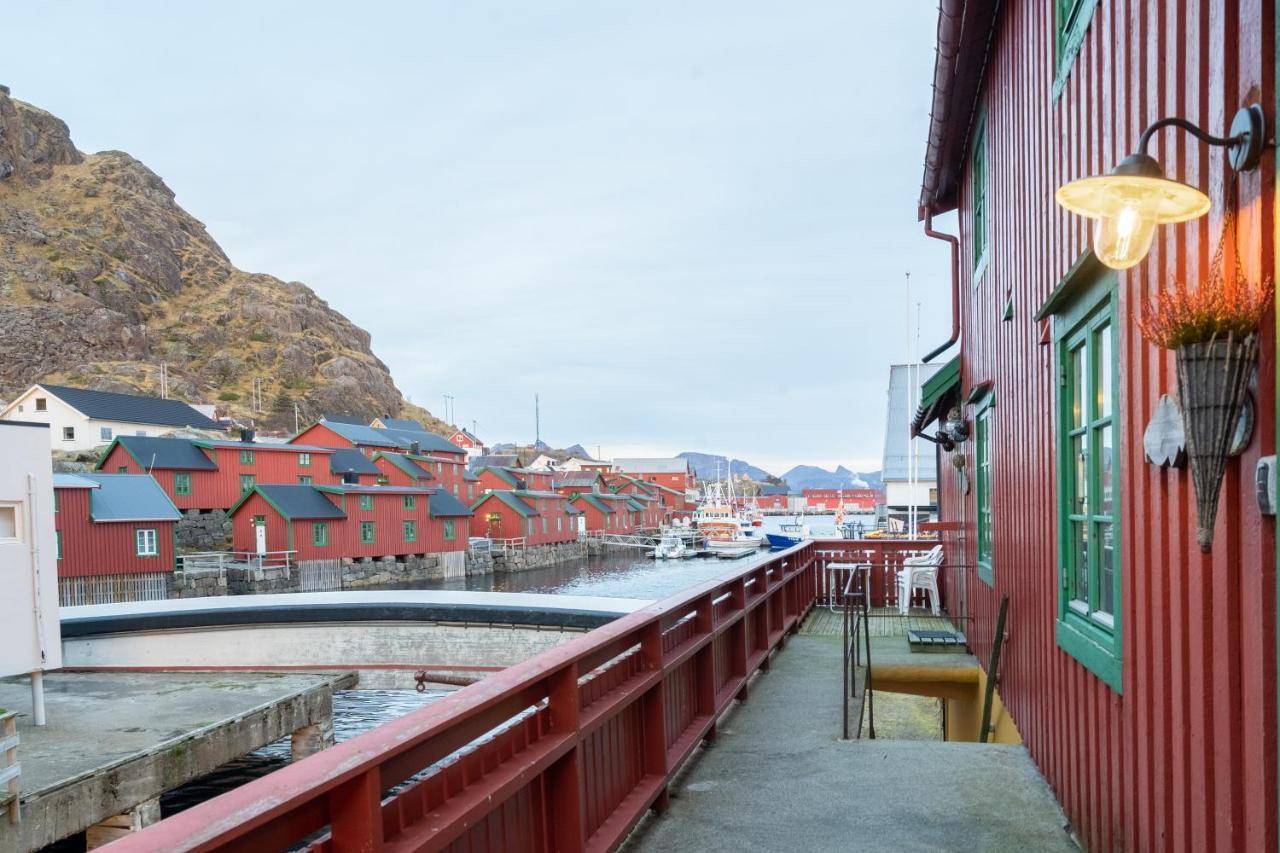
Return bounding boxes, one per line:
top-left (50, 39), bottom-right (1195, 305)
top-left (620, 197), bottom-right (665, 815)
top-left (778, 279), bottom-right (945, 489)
top-left (319, 419), bottom-right (403, 448)
top-left (553, 474), bottom-right (600, 489)
top-left (77, 474), bottom-right (181, 522)
top-left (379, 417), bottom-right (425, 431)
top-left (255, 485), bottom-right (346, 520)
top-left (759, 485), bottom-right (791, 496)
top-left (329, 448), bottom-right (381, 476)
top-left (378, 427), bottom-right (462, 455)
top-left (105, 436), bottom-right (217, 471)
top-left (40, 384), bottom-right (220, 429)
top-left (428, 491), bottom-right (473, 518)
top-left (475, 490), bottom-right (538, 517)
top-left (375, 452), bottom-right (433, 480)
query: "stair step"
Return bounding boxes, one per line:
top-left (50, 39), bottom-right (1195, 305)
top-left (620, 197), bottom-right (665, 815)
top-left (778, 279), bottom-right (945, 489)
top-left (907, 629), bottom-right (968, 653)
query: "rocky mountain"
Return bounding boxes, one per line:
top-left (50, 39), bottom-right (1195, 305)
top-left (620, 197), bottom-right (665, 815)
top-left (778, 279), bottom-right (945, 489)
top-left (0, 87), bottom-right (445, 433)
top-left (677, 452), bottom-right (773, 482)
top-left (780, 465), bottom-right (881, 492)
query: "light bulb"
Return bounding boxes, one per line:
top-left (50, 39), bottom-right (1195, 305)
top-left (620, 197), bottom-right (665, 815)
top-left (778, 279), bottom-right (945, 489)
top-left (1091, 198), bottom-right (1157, 270)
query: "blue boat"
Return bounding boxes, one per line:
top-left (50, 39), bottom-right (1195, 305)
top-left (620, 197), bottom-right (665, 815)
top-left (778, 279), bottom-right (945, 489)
top-left (766, 532), bottom-right (802, 550)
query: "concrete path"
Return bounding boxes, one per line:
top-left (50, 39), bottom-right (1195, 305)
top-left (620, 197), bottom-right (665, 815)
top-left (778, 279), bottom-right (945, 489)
top-left (626, 635), bottom-right (1077, 853)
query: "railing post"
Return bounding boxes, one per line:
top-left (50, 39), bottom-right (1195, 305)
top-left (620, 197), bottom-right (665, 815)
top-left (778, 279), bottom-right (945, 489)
top-left (694, 594), bottom-right (717, 740)
top-left (730, 578), bottom-right (749, 702)
top-left (547, 663), bottom-right (584, 852)
top-left (640, 620), bottom-right (670, 812)
top-left (326, 767), bottom-right (383, 851)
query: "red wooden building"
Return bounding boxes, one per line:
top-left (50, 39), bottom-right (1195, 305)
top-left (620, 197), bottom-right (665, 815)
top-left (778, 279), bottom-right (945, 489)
top-left (98, 434), bottom-right (342, 511)
top-left (610, 458), bottom-right (695, 493)
top-left (469, 490), bottom-right (579, 544)
top-left (551, 472), bottom-right (605, 498)
top-left (755, 486), bottom-right (791, 510)
top-left (53, 474), bottom-right (180, 577)
top-left (447, 428), bottom-right (484, 454)
top-left (915, 2), bottom-right (1276, 850)
top-left (801, 488), bottom-right (878, 512)
top-left (471, 466), bottom-right (555, 494)
top-left (229, 484), bottom-right (469, 560)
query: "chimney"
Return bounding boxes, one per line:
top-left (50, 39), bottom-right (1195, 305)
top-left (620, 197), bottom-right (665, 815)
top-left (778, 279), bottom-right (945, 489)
top-left (240, 428), bottom-right (255, 443)
top-left (342, 471), bottom-right (359, 485)
top-left (410, 441), bottom-right (421, 455)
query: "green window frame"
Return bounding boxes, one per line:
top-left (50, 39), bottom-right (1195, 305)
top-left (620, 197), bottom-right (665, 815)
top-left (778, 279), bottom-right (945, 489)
top-left (298, 452), bottom-right (311, 467)
top-left (54, 490), bottom-right (59, 513)
top-left (240, 474), bottom-right (255, 493)
top-left (1054, 273), bottom-right (1121, 692)
top-left (240, 449), bottom-right (255, 465)
top-left (1053, 0), bottom-right (1099, 98)
top-left (56, 530), bottom-right (62, 560)
top-left (361, 521), bottom-right (376, 544)
top-left (402, 494), bottom-right (416, 510)
top-left (298, 475), bottom-right (312, 485)
top-left (403, 520), bottom-right (417, 542)
top-left (118, 466), bottom-right (128, 474)
top-left (974, 393), bottom-right (995, 586)
top-left (360, 494), bottom-right (374, 511)
top-left (174, 472), bottom-right (192, 496)
top-left (312, 522), bottom-right (329, 546)
top-left (443, 520), bottom-right (456, 541)
top-left (971, 116), bottom-right (988, 273)
top-left (135, 527), bottom-right (159, 557)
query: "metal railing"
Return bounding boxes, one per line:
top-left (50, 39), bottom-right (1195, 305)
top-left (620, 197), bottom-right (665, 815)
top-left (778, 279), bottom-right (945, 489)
top-left (176, 550), bottom-right (297, 581)
top-left (111, 543), bottom-right (818, 852)
top-left (486, 536), bottom-right (526, 557)
top-left (842, 571), bottom-right (874, 740)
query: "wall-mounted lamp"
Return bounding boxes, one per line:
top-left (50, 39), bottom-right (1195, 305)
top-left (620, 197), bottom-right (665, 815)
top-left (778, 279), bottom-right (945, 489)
top-left (1055, 104), bottom-right (1267, 269)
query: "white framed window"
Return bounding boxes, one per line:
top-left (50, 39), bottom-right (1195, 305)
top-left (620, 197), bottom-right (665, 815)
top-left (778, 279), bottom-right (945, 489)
top-left (0, 503), bottom-right (21, 543)
top-left (100, 426), bottom-right (113, 441)
top-left (62, 427), bottom-right (75, 441)
top-left (135, 528), bottom-right (159, 557)
top-left (35, 398), bottom-right (47, 411)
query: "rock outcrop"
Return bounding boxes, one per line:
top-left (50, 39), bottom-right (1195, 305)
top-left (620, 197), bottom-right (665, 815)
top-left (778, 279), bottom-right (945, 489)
top-left (0, 86), bottom-right (445, 433)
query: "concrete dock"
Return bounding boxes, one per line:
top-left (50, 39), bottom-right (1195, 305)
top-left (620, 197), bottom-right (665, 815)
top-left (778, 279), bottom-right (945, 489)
top-left (0, 670), bottom-right (354, 851)
top-left (624, 634), bottom-right (1077, 852)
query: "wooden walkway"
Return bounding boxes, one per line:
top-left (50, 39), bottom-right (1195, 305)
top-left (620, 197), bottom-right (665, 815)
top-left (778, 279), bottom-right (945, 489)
top-left (800, 606), bottom-right (958, 637)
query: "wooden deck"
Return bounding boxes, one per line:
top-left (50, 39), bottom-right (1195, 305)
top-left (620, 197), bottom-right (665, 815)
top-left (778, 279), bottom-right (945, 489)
top-left (800, 606), bottom-right (958, 638)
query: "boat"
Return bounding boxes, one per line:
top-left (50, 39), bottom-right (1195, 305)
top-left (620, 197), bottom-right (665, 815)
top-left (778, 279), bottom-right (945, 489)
top-left (653, 531), bottom-right (688, 560)
top-left (766, 513), bottom-right (810, 549)
top-left (694, 477), bottom-right (767, 549)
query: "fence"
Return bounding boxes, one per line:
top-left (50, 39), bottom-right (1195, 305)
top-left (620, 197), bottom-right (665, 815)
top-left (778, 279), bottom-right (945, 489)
top-left (57, 573), bottom-right (169, 607)
top-left (812, 539), bottom-right (953, 613)
top-left (112, 542), bottom-right (818, 852)
top-left (0, 711), bottom-right (17, 826)
top-left (177, 550), bottom-right (297, 581)
top-left (299, 560), bottom-right (343, 592)
top-left (487, 536), bottom-right (526, 558)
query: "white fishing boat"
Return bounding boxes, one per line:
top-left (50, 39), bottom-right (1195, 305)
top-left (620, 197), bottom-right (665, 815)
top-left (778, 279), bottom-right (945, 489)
top-left (652, 531), bottom-right (687, 560)
top-left (694, 478), bottom-right (767, 549)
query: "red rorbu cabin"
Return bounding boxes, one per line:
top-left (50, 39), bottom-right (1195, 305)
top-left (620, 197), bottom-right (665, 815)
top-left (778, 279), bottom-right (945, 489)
top-left (469, 490), bottom-right (578, 545)
top-left (610, 458), bottom-right (695, 493)
top-left (755, 486), bottom-right (790, 510)
top-left (53, 473), bottom-right (180, 579)
top-left (551, 472), bottom-right (605, 498)
top-left (912, 2), bottom-right (1277, 849)
top-left (229, 484), bottom-right (468, 561)
top-left (802, 488), bottom-right (878, 512)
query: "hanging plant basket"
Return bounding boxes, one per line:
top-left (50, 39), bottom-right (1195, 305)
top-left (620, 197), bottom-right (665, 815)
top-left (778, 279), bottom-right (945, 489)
top-left (1138, 202), bottom-right (1273, 552)
top-left (1174, 333), bottom-right (1258, 551)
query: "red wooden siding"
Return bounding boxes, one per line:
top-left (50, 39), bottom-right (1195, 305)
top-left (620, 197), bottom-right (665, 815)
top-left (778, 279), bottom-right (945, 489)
top-left (470, 494), bottom-right (577, 544)
top-left (801, 489), bottom-right (879, 511)
top-left (938, 3), bottom-right (1276, 850)
top-left (100, 443), bottom-right (221, 511)
top-left (54, 488), bottom-right (175, 577)
top-left (756, 494), bottom-right (789, 510)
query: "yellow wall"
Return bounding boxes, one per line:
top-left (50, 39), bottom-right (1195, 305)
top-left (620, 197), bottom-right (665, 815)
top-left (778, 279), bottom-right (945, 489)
top-left (943, 664), bottom-right (1021, 744)
top-left (869, 663), bottom-right (1022, 744)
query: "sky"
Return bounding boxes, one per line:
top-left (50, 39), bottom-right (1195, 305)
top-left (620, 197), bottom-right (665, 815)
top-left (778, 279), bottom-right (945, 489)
top-left (7, 2), bottom-right (956, 476)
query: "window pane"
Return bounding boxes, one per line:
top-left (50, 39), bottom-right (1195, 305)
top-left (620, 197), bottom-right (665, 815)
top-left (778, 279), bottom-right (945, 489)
top-left (1070, 344), bottom-right (1085, 428)
top-left (1098, 422), bottom-right (1114, 515)
top-left (1072, 521), bottom-right (1089, 603)
top-left (1096, 323), bottom-right (1112, 418)
top-left (1098, 521), bottom-right (1115, 615)
top-left (1073, 434), bottom-right (1087, 514)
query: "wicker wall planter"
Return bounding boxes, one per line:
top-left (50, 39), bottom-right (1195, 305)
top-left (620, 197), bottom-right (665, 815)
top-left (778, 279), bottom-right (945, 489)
top-left (1175, 333), bottom-right (1258, 551)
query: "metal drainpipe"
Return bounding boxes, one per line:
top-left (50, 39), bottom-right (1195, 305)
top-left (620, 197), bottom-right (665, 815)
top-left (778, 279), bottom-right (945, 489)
top-left (922, 212), bottom-right (960, 364)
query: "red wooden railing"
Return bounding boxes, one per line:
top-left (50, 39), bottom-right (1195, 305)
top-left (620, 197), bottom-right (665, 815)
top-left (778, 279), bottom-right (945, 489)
top-left (110, 542), bottom-right (818, 852)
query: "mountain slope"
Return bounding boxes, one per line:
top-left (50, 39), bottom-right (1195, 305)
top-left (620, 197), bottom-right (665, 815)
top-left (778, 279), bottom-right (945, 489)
top-left (677, 452), bottom-right (773, 481)
top-left (0, 86), bottom-right (445, 433)
top-left (780, 465), bottom-right (882, 491)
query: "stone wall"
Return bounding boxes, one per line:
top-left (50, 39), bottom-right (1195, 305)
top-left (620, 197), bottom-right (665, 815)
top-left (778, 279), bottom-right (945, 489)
top-left (465, 549), bottom-right (495, 576)
top-left (493, 540), bottom-right (587, 573)
top-left (176, 509), bottom-right (231, 551)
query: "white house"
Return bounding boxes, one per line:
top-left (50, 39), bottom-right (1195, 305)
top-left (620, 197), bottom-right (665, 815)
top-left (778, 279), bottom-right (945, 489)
top-left (0, 384), bottom-right (221, 452)
top-left (882, 363), bottom-right (942, 520)
top-left (525, 453), bottom-right (562, 471)
top-left (0, 419), bottom-right (62, 724)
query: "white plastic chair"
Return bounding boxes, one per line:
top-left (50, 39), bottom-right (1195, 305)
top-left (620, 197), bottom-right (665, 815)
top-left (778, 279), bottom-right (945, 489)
top-left (896, 545), bottom-right (944, 615)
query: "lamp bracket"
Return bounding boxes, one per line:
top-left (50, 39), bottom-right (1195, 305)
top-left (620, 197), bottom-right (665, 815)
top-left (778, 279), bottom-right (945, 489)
top-left (1136, 104), bottom-right (1267, 172)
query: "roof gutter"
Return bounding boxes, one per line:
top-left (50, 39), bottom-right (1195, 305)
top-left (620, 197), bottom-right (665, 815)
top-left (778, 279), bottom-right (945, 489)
top-left (922, 212), bottom-right (960, 363)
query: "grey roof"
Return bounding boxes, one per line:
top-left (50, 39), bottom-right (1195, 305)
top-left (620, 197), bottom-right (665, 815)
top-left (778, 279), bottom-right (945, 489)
top-left (78, 474), bottom-right (181, 522)
top-left (471, 454), bottom-right (520, 470)
top-left (553, 474), bottom-right (600, 489)
top-left (319, 419), bottom-right (404, 448)
top-left (255, 485), bottom-right (346, 520)
top-left (320, 485), bottom-right (430, 495)
top-left (329, 448), bottom-right (381, 476)
top-left (53, 474), bottom-right (98, 489)
top-left (106, 436), bottom-right (218, 471)
top-left (379, 417), bottom-right (425, 431)
top-left (882, 363), bottom-right (942, 482)
top-left (322, 414), bottom-right (368, 425)
top-left (40, 384), bottom-right (220, 429)
top-left (759, 485), bottom-right (791, 496)
top-left (375, 452), bottom-right (433, 480)
top-left (196, 440), bottom-right (335, 454)
top-left (378, 427), bottom-right (462, 455)
top-left (612, 457), bottom-right (691, 474)
top-left (428, 491), bottom-right (473, 518)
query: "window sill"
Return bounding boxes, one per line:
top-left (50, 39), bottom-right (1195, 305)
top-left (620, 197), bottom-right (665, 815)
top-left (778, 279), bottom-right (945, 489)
top-left (1056, 615), bottom-right (1121, 693)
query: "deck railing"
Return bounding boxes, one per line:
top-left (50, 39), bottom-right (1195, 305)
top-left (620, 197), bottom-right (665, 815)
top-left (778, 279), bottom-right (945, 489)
top-left (176, 550), bottom-right (297, 580)
top-left (813, 538), bottom-right (951, 612)
top-left (111, 543), bottom-right (818, 852)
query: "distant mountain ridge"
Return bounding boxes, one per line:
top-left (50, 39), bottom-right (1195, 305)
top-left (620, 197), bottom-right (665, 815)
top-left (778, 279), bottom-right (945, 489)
top-left (677, 452), bottom-right (772, 482)
top-left (780, 465), bottom-right (882, 492)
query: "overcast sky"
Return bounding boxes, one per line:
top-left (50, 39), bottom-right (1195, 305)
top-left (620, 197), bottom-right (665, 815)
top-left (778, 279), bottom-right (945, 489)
top-left (8, 2), bottom-right (954, 475)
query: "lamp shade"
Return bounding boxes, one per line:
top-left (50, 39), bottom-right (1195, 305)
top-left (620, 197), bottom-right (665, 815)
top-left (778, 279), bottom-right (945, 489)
top-left (1055, 153), bottom-right (1211, 269)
